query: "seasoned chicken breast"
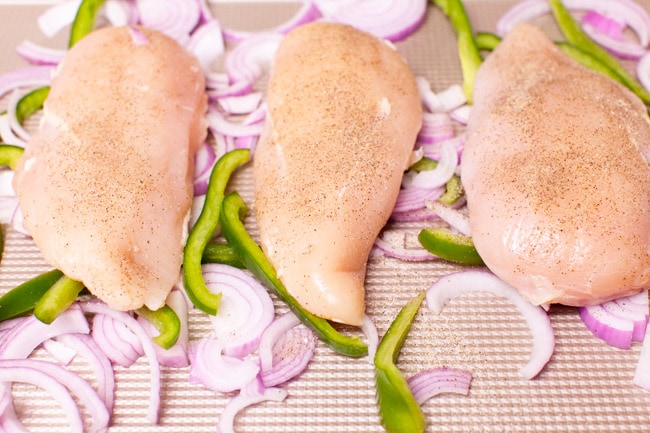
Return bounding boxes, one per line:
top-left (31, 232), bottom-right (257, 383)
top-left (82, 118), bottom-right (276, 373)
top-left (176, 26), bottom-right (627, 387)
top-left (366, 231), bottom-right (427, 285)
top-left (253, 22), bottom-right (422, 326)
top-left (462, 23), bottom-right (650, 307)
top-left (13, 26), bottom-right (207, 311)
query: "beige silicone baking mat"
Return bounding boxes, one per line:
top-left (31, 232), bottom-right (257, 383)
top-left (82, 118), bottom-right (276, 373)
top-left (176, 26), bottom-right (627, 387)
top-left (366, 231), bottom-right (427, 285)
top-left (2, 1), bottom-right (650, 432)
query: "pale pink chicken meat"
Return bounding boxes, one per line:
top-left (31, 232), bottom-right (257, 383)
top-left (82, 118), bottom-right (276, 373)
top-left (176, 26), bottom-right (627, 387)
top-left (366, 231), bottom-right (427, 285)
top-left (462, 24), bottom-right (650, 307)
top-left (253, 22), bottom-right (422, 326)
top-left (13, 26), bottom-right (207, 311)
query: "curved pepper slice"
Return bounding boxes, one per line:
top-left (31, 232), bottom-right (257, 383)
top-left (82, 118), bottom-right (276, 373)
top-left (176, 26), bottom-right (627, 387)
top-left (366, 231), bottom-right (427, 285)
top-left (374, 291), bottom-right (426, 433)
top-left (34, 275), bottom-right (85, 324)
top-left (0, 269), bottom-right (64, 322)
top-left (183, 149), bottom-right (250, 315)
top-left (68, 0), bottom-right (106, 48)
top-left (220, 191), bottom-right (368, 358)
top-left (202, 242), bottom-right (245, 268)
top-left (135, 305), bottom-right (181, 350)
top-left (410, 157), bottom-right (463, 205)
top-left (16, 86), bottom-right (50, 125)
top-left (418, 227), bottom-right (484, 265)
top-left (0, 144), bottom-right (24, 170)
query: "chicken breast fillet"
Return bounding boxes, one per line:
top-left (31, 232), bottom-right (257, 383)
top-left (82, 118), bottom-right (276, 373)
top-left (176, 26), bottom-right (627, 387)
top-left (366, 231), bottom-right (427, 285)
top-left (253, 22), bottom-right (422, 326)
top-left (13, 26), bottom-right (207, 311)
top-left (462, 23), bottom-right (650, 307)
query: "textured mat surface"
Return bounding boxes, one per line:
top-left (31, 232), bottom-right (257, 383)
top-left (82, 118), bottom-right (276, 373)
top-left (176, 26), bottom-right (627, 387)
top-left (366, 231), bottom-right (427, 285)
top-left (1, 1), bottom-right (650, 432)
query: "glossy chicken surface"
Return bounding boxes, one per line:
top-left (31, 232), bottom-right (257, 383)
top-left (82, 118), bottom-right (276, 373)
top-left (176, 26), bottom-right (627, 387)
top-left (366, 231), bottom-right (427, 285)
top-left (462, 23), bottom-right (650, 306)
top-left (13, 26), bottom-right (207, 311)
top-left (253, 22), bottom-right (422, 326)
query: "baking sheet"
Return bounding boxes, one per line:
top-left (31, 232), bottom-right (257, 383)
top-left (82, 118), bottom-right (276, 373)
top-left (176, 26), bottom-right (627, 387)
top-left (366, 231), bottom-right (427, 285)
top-left (1, 1), bottom-right (650, 432)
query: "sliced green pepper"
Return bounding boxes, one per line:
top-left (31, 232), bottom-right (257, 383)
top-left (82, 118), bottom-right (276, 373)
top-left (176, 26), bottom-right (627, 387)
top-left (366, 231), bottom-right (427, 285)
top-left (431, 0), bottom-right (482, 103)
top-left (183, 149), bottom-right (250, 315)
top-left (0, 144), bottom-right (24, 170)
top-left (374, 291), bottom-right (426, 433)
top-left (549, 0), bottom-right (650, 104)
top-left (202, 242), bottom-right (245, 268)
top-left (409, 157), bottom-right (463, 205)
top-left (0, 269), bottom-right (64, 322)
top-left (68, 0), bottom-right (106, 48)
top-left (418, 227), bottom-right (484, 265)
top-left (475, 31), bottom-right (501, 51)
top-left (16, 86), bottom-right (50, 125)
top-left (34, 276), bottom-right (85, 324)
top-left (220, 191), bottom-right (368, 358)
top-left (135, 305), bottom-right (180, 350)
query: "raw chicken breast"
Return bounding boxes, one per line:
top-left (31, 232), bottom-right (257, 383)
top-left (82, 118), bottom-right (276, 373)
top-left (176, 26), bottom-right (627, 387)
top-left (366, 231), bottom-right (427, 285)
top-left (462, 23), bottom-right (650, 307)
top-left (253, 22), bottom-right (422, 326)
top-left (13, 26), bottom-right (207, 311)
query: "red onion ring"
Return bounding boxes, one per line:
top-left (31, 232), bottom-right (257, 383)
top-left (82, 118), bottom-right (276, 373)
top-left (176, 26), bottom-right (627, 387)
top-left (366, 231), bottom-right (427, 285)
top-left (419, 133), bottom-right (465, 163)
top-left (417, 112), bottom-right (455, 145)
top-left (136, 0), bottom-right (200, 43)
top-left (0, 114), bottom-right (26, 148)
top-left (324, 0), bottom-right (427, 42)
top-left (417, 77), bottom-right (467, 113)
top-left (0, 65), bottom-right (54, 99)
top-left (426, 270), bottom-right (555, 379)
top-left (425, 200), bottom-right (471, 236)
top-left (6, 90), bottom-right (31, 142)
top-left (392, 184), bottom-right (445, 214)
top-left (0, 358), bottom-right (110, 433)
top-left (374, 230), bottom-right (437, 261)
top-left (203, 263), bottom-right (275, 357)
top-left (37, 0), bottom-right (81, 38)
top-left (92, 313), bottom-right (143, 367)
top-left (79, 300), bottom-right (162, 424)
top-left (224, 32), bottom-right (284, 85)
top-left (188, 338), bottom-right (260, 393)
top-left (193, 141), bottom-right (217, 196)
top-left (15, 40), bottom-right (65, 65)
top-left (407, 367), bottom-right (472, 404)
top-left (187, 19), bottom-right (225, 71)
top-left (42, 339), bottom-right (77, 365)
top-left (403, 139), bottom-right (458, 189)
top-left (261, 325), bottom-right (316, 387)
top-left (216, 375), bottom-right (287, 433)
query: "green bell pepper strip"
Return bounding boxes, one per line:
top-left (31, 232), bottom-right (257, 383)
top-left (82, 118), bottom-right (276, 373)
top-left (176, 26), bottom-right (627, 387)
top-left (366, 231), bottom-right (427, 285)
top-left (549, 0), bottom-right (650, 105)
top-left (68, 0), bottom-right (106, 48)
top-left (418, 227), bottom-right (484, 265)
top-left (409, 157), bottom-right (463, 205)
top-left (182, 149), bottom-right (250, 315)
top-left (34, 276), bottom-right (85, 324)
top-left (220, 191), bottom-right (368, 358)
top-left (16, 86), bottom-right (50, 125)
top-left (202, 242), bottom-right (245, 268)
top-left (475, 31), bottom-right (501, 51)
top-left (0, 144), bottom-right (24, 170)
top-left (135, 305), bottom-right (181, 350)
top-left (374, 291), bottom-right (427, 433)
top-left (431, 0), bottom-right (482, 103)
top-left (0, 269), bottom-right (64, 322)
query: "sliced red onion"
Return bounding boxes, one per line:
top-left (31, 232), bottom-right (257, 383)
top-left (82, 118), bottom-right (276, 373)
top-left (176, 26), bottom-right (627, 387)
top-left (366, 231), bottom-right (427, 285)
top-left (193, 141), bottom-right (217, 196)
top-left (497, 0), bottom-right (650, 48)
top-left (258, 312), bottom-right (300, 374)
top-left (417, 77), bottom-right (467, 113)
top-left (217, 92), bottom-right (264, 116)
top-left (205, 71), bottom-right (230, 91)
top-left (105, 0), bottom-right (140, 27)
top-left (634, 322), bottom-right (650, 390)
top-left (80, 300), bottom-right (161, 424)
top-left (449, 105), bottom-right (471, 125)
top-left (326, 0), bottom-right (427, 42)
top-left (188, 338), bottom-right (260, 393)
top-left (417, 112), bottom-right (455, 145)
top-left (37, 0), bottom-right (82, 38)
top-left (261, 325), bottom-right (316, 387)
top-left (582, 23), bottom-right (647, 59)
top-left (425, 200), bottom-right (471, 236)
top-left (578, 291), bottom-right (649, 349)
top-left (0, 196), bottom-right (20, 226)
top-left (207, 80), bottom-right (255, 101)
top-left (361, 314), bottom-right (379, 361)
top-left (0, 364), bottom-right (84, 433)
top-left (419, 133), bottom-right (465, 163)
top-left (390, 207), bottom-right (439, 222)
top-left (15, 40), bottom-right (65, 65)
top-left (638, 50), bottom-right (650, 93)
top-left (136, 0), bottom-right (200, 43)
top-left (582, 10), bottom-right (625, 39)
top-left (0, 65), bottom-right (54, 99)
top-left (55, 333), bottom-right (116, 416)
top-left (0, 383), bottom-right (29, 433)
top-left (203, 263), bottom-right (275, 357)
top-left (92, 313), bottom-right (143, 367)
top-left (207, 108), bottom-right (265, 138)
top-left (190, 194), bottom-right (206, 229)
top-left (216, 375), bottom-right (287, 433)
top-left (407, 367), bottom-right (472, 404)
top-left (0, 358), bottom-right (110, 433)
top-left (403, 139), bottom-right (458, 189)
top-left (128, 26), bottom-right (149, 45)
top-left (374, 230), bottom-right (437, 261)
top-left (187, 19), bottom-right (225, 71)
top-left (426, 270), bottom-right (555, 379)
top-left (224, 32), bottom-right (284, 85)
top-left (42, 338), bottom-right (77, 365)
top-left (138, 289), bottom-right (190, 368)
top-left (0, 114), bottom-right (27, 148)
top-left (0, 306), bottom-right (89, 359)
top-left (392, 184), bottom-right (445, 214)
top-left (10, 204), bottom-right (30, 237)
top-left (6, 89), bottom-right (32, 142)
